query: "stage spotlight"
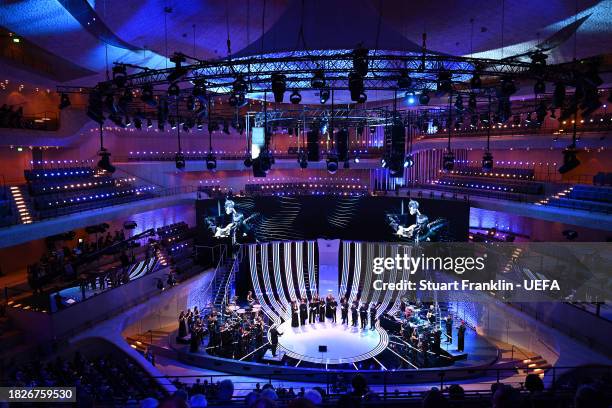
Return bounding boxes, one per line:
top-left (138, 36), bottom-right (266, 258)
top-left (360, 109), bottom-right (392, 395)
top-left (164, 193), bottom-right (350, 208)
top-left (197, 119), bottom-right (203, 130)
top-left (97, 149), bottom-right (116, 173)
top-left (352, 46), bottom-right (369, 77)
top-left (470, 73), bottom-right (482, 89)
top-left (289, 90), bottom-right (302, 104)
top-left (404, 154), bottom-right (414, 168)
top-left (141, 84), bottom-right (157, 107)
top-left (223, 120), bottom-right (230, 135)
top-left (233, 74), bottom-right (247, 93)
top-left (271, 73), bottom-right (287, 103)
top-left (558, 146), bottom-right (580, 174)
top-left (436, 70), bottom-right (453, 93)
top-left (354, 156), bottom-right (360, 164)
top-left (534, 79), bottom-right (546, 94)
top-left (397, 70), bottom-right (412, 89)
top-left (419, 92), bottom-right (430, 105)
top-left (349, 72), bottom-right (365, 102)
top-left (562, 229), bottom-right (578, 240)
top-left (175, 152), bottom-right (186, 170)
top-left (405, 92), bottom-right (416, 105)
top-left (536, 101), bottom-right (547, 124)
top-left (442, 150), bottom-right (455, 172)
top-left (482, 151), bottom-right (493, 171)
top-left (125, 116), bottom-right (132, 127)
top-left (108, 113), bottom-right (125, 128)
top-left (228, 93), bottom-right (240, 107)
top-left (259, 150), bottom-right (273, 172)
top-left (58, 93), bottom-right (71, 109)
top-left (112, 65), bottom-right (127, 88)
top-left (499, 76), bottom-right (517, 97)
top-left (297, 151), bottom-right (308, 169)
top-left (206, 152), bottom-right (217, 170)
top-left (553, 82), bottom-right (566, 108)
top-left (133, 117), bottom-right (142, 129)
top-left (147, 118), bottom-right (153, 128)
top-left (326, 154), bottom-right (339, 174)
top-left (320, 88), bottom-right (330, 104)
top-left (168, 83), bottom-right (180, 96)
top-left (243, 155), bottom-right (253, 168)
top-left (311, 70), bottom-right (326, 88)
top-left (357, 92), bottom-right (367, 103)
top-left (192, 80), bottom-right (206, 99)
top-left (167, 53), bottom-right (188, 82)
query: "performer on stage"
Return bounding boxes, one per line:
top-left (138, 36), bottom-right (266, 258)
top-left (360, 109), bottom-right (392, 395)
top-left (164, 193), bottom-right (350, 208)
top-left (351, 301), bottom-right (358, 327)
top-left (291, 301), bottom-right (299, 328)
top-left (178, 311), bottom-right (188, 339)
top-left (445, 315), bottom-right (453, 344)
top-left (359, 302), bottom-right (368, 330)
top-left (330, 296), bottom-right (338, 323)
top-left (309, 295), bottom-right (318, 324)
top-left (246, 291), bottom-right (255, 306)
top-left (325, 294), bottom-right (333, 319)
top-left (369, 302), bottom-right (377, 330)
top-left (426, 305), bottom-right (436, 325)
top-left (299, 298), bottom-right (308, 326)
top-left (318, 297), bottom-right (326, 322)
top-left (269, 326), bottom-right (283, 357)
top-left (340, 297), bottom-right (349, 325)
top-left (457, 321), bottom-right (466, 352)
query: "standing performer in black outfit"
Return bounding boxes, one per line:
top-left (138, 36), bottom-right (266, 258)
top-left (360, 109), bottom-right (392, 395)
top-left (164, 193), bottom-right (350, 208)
top-left (309, 295), bottom-right (318, 324)
top-left (299, 298), bottom-right (308, 326)
top-left (318, 297), bottom-right (326, 322)
top-left (369, 302), bottom-right (377, 330)
top-left (291, 301), bottom-right (299, 328)
top-left (445, 315), bottom-right (453, 344)
top-left (269, 326), bottom-right (283, 357)
top-left (351, 301), bottom-right (358, 327)
top-left (340, 297), bottom-right (349, 325)
top-left (457, 321), bottom-right (466, 352)
top-left (331, 297), bottom-right (338, 323)
top-left (359, 302), bottom-right (368, 329)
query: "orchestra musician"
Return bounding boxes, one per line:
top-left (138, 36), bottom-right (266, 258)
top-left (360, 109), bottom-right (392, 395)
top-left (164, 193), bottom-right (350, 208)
top-left (445, 315), bottom-right (453, 343)
top-left (299, 298), bottom-right (308, 326)
top-left (269, 326), bottom-right (283, 357)
top-left (246, 291), bottom-right (255, 306)
top-left (318, 297), bottom-right (325, 322)
top-left (340, 297), bottom-right (349, 325)
top-left (330, 296), bottom-right (338, 323)
top-left (457, 321), bottom-right (466, 352)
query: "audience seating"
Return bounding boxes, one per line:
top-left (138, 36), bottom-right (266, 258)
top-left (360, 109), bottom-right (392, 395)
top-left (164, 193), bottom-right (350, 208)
top-left (245, 182), bottom-right (369, 196)
top-left (540, 185), bottom-right (612, 214)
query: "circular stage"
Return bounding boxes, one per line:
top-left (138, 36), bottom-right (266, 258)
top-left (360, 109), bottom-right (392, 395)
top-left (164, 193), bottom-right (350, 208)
top-left (273, 320), bottom-right (389, 365)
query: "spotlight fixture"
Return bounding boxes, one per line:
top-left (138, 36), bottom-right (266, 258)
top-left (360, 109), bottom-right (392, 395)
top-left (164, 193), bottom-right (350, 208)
top-left (534, 79), bottom-right (546, 94)
top-left (553, 82), bottom-right (566, 108)
top-left (243, 155), bottom-right (253, 168)
top-left (289, 90), bottom-right (302, 104)
top-left (233, 74), bottom-right (248, 93)
top-left (223, 120), bottom-right (230, 135)
top-left (141, 84), bottom-right (157, 107)
top-left (271, 73), bottom-right (287, 103)
top-left (112, 65), bottom-right (127, 88)
top-left (133, 117), bottom-right (142, 129)
top-left (419, 92), bottom-right (430, 105)
top-left (158, 121), bottom-right (165, 131)
top-left (297, 151), bottom-right (308, 169)
top-left (169, 118), bottom-right (177, 129)
top-left (397, 70), bottom-right (412, 89)
top-left (326, 153), bottom-right (339, 174)
top-left (97, 148), bottom-right (116, 173)
top-left (192, 80), bottom-right (206, 100)
top-left (311, 70), bottom-right (326, 88)
top-left (147, 118), bottom-right (153, 128)
top-left (404, 154), bottom-right (414, 168)
top-left (354, 156), bottom-right (360, 164)
top-left (499, 76), bottom-right (517, 97)
top-left (319, 88), bottom-right (330, 104)
top-left (352, 46), bottom-right (369, 77)
top-left (197, 119), bottom-right (203, 130)
top-left (436, 70), bottom-right (453, 93)
top-left (357, 92), bottom-right (367, 103)
top-left (442, 150), bottom-right (455, 172)
top-left (482, 151), bottom-right (493, 171)
top-left (167, 53), bottom-right (188, 82)
top-left (124, 116), bottom-right (132, 127)
top-left (562, 229), bottom-right (578, 240)
top-left (206, 152), bottom-right (217, 170)
top-left (558, 146), bottom-right (580, 174)
top-left (454, 94), bottom-right (464, 112)
top-left (108, 113), bottom-right (125, 128)
top-left (405, 92), bottom-right (416, 105)
top-left (470, 73), bottom-right (482, 89)
top-left (168, 82), bottom-right (180, 96)
top-left (175, 152), bottom-right (186, 170)
top-left (228, 93), bottom-right (239, 107)
top-left (58, 93), bottom-right (71, 109)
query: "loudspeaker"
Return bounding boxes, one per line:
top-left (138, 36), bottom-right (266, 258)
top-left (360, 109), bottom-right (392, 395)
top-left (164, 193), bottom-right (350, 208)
top-left (307, 130), bottom-right (320, 161)
top-left (318, 345), bottom-right (327, 352)
top-left (336, 129), bottom-right (349, 162)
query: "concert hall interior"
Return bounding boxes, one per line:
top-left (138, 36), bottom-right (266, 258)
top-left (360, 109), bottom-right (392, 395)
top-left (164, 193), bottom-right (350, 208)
top-left (1, 1), bottom-right (612, 407)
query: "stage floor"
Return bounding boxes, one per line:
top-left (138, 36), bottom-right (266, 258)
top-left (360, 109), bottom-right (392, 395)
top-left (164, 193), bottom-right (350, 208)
top-left (273, 320), bottom-right (389, 365)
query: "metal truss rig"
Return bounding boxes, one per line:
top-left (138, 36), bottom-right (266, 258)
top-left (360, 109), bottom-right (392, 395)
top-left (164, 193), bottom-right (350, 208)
top-left (85, 50), bottom-right (577, 94)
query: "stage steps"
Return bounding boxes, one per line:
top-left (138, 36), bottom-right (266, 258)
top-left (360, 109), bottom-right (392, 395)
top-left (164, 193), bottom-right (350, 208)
top-left (212, 257), bottom-right (236, 309)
